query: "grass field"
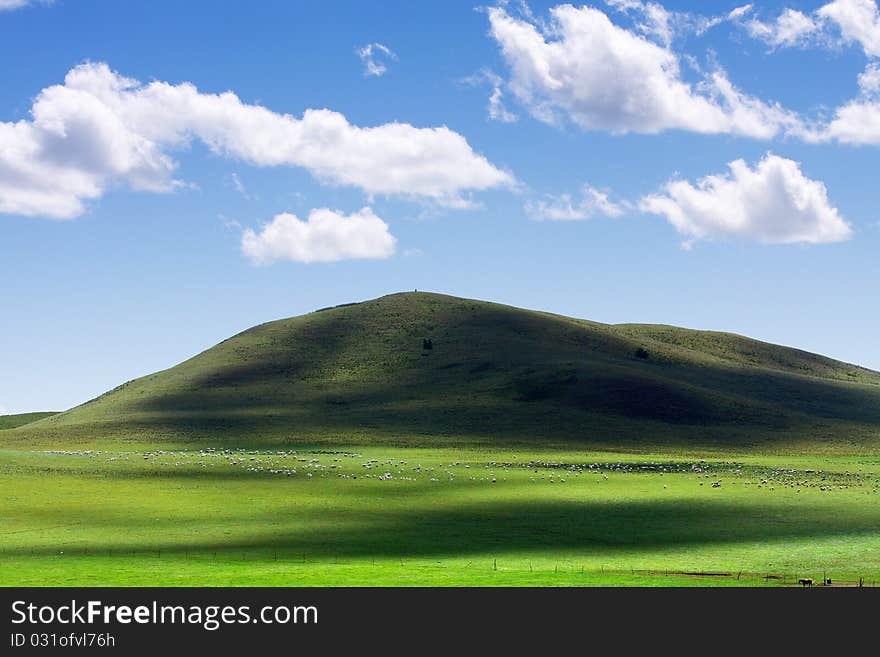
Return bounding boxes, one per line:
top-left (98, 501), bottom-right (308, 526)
top-left (0, 412), bottom-right (58, 430)
top-left (2, 444), bottom-right (879, 587)
top-left (3, 293), bottom-right (879, 587)
top-left (10, 292), bottom-right (880, 451)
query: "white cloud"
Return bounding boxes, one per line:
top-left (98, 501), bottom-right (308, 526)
top-left (488, 83), bottom-right (518, 124)
top-left (816, 97), bottom-right (880, 143)
top-left (744, 8), bottom-right (820, 49)
top-left (0, 62), bottom-right (513, 219)
top-left (0, 0), bottom-right (50, 10)
top-left (639, 154), bottom-right (852, 247)
top-left (525, 185), bottom-right (625, 221)
top-left (241, 207), bottom-right (396, 264)
top-left (728, 5), bottom-right (753, 21)
top-left (356, 43), bottom-right (397, 77)
top-left (229, 172), bottom-right (251, 199)
top-left (800, 62), bottom-right (880, 144)
top-left (733, 1), bottom-right (880, 55)
top-left (818, 0), bottom-right (880, 57)
top-left (487, 5), bottom-right (799, 137)
top-left (605, 0), bottom-right (726, 45)
top-left (800, 1), bottom-right (880, 144)
top-left (859, 62), bottom-right (880, 95)
top-left (738, 1), bottom-right (880, 144)
top-left (218, 214), bottom-right (242, 231)
top-left (606, 0), bottom-right (676, 46)
top-left (461, 69), bottom-right (518, 123)
top-left (0, 70), bottom-right (176, 219)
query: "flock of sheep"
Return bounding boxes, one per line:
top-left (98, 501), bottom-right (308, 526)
top-left (42, 449), bottom-right (880, 494)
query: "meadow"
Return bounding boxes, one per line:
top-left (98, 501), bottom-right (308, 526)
top-left (4, 293), bottom-right (880, 587)
top-left (2, 443), bottom-right (879, 587)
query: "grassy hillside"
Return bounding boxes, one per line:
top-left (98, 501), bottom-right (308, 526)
top-left (4, 293), bottom-right (880, 587)
top-left (0, 412), bottom-right (58, 430)
top-left (6, 292), bottom-right (880, 449)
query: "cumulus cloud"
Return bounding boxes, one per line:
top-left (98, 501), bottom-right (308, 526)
top-left (639, 154), bottom-right (853, 247)
top-left (798, 61), bottom-right (880, 144)
top-left (525, 185), bottom-right (625, 221)
top-left (815, 96), bottom-right (880, 143)
top-left (733, 1), bottom-right (880, 144)
top-left (356, 43), bottom-right (397, 77)
top-left (0, 62), bottom-right (513, 219)
top-left (241, 207), bottom-right (396, 264)
top-left (733, 0), bottom-right (880, 55)
top-left (741, 7), bottom-right (821, 49)
top-left (818, 0), bottom-right (880, 57)
top-left (806, 1), bottom-right (880, 144)
top-left (487, 5), bottom-right (799, 137)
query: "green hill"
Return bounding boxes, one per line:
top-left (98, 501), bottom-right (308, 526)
top-left (0, 412), bottom-right (59, 430)
top-left (8, 292), bottom-right (880, 449)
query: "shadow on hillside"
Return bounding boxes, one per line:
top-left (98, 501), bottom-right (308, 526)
top-left (121, 360), bottom-right (880, 442)
top-left (31, 407), bottom-right (775, 448)
top-left (7, 498), bottom-right (880, 559)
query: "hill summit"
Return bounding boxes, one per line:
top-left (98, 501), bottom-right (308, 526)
top-left (10, 292), bottom-right (880, 448)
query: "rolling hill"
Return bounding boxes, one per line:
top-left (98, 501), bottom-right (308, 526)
top-left (7, 292), bottom-right (880, 449)
top-left (0, 412), bottom-right (58, 430)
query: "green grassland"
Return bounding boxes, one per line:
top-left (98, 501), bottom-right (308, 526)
top-left (2, 292), bottom-right (880, 586)
top-left (0, 412), bottom-right (57, 430)
top-left (2, 446), bottom-right (879, 586)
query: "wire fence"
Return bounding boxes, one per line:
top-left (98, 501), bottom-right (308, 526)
top-left (1, 547), bottom-right (876, 586)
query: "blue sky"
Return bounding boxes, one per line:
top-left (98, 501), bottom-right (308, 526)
top-left (2, 0), bottom-right (879, 413)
